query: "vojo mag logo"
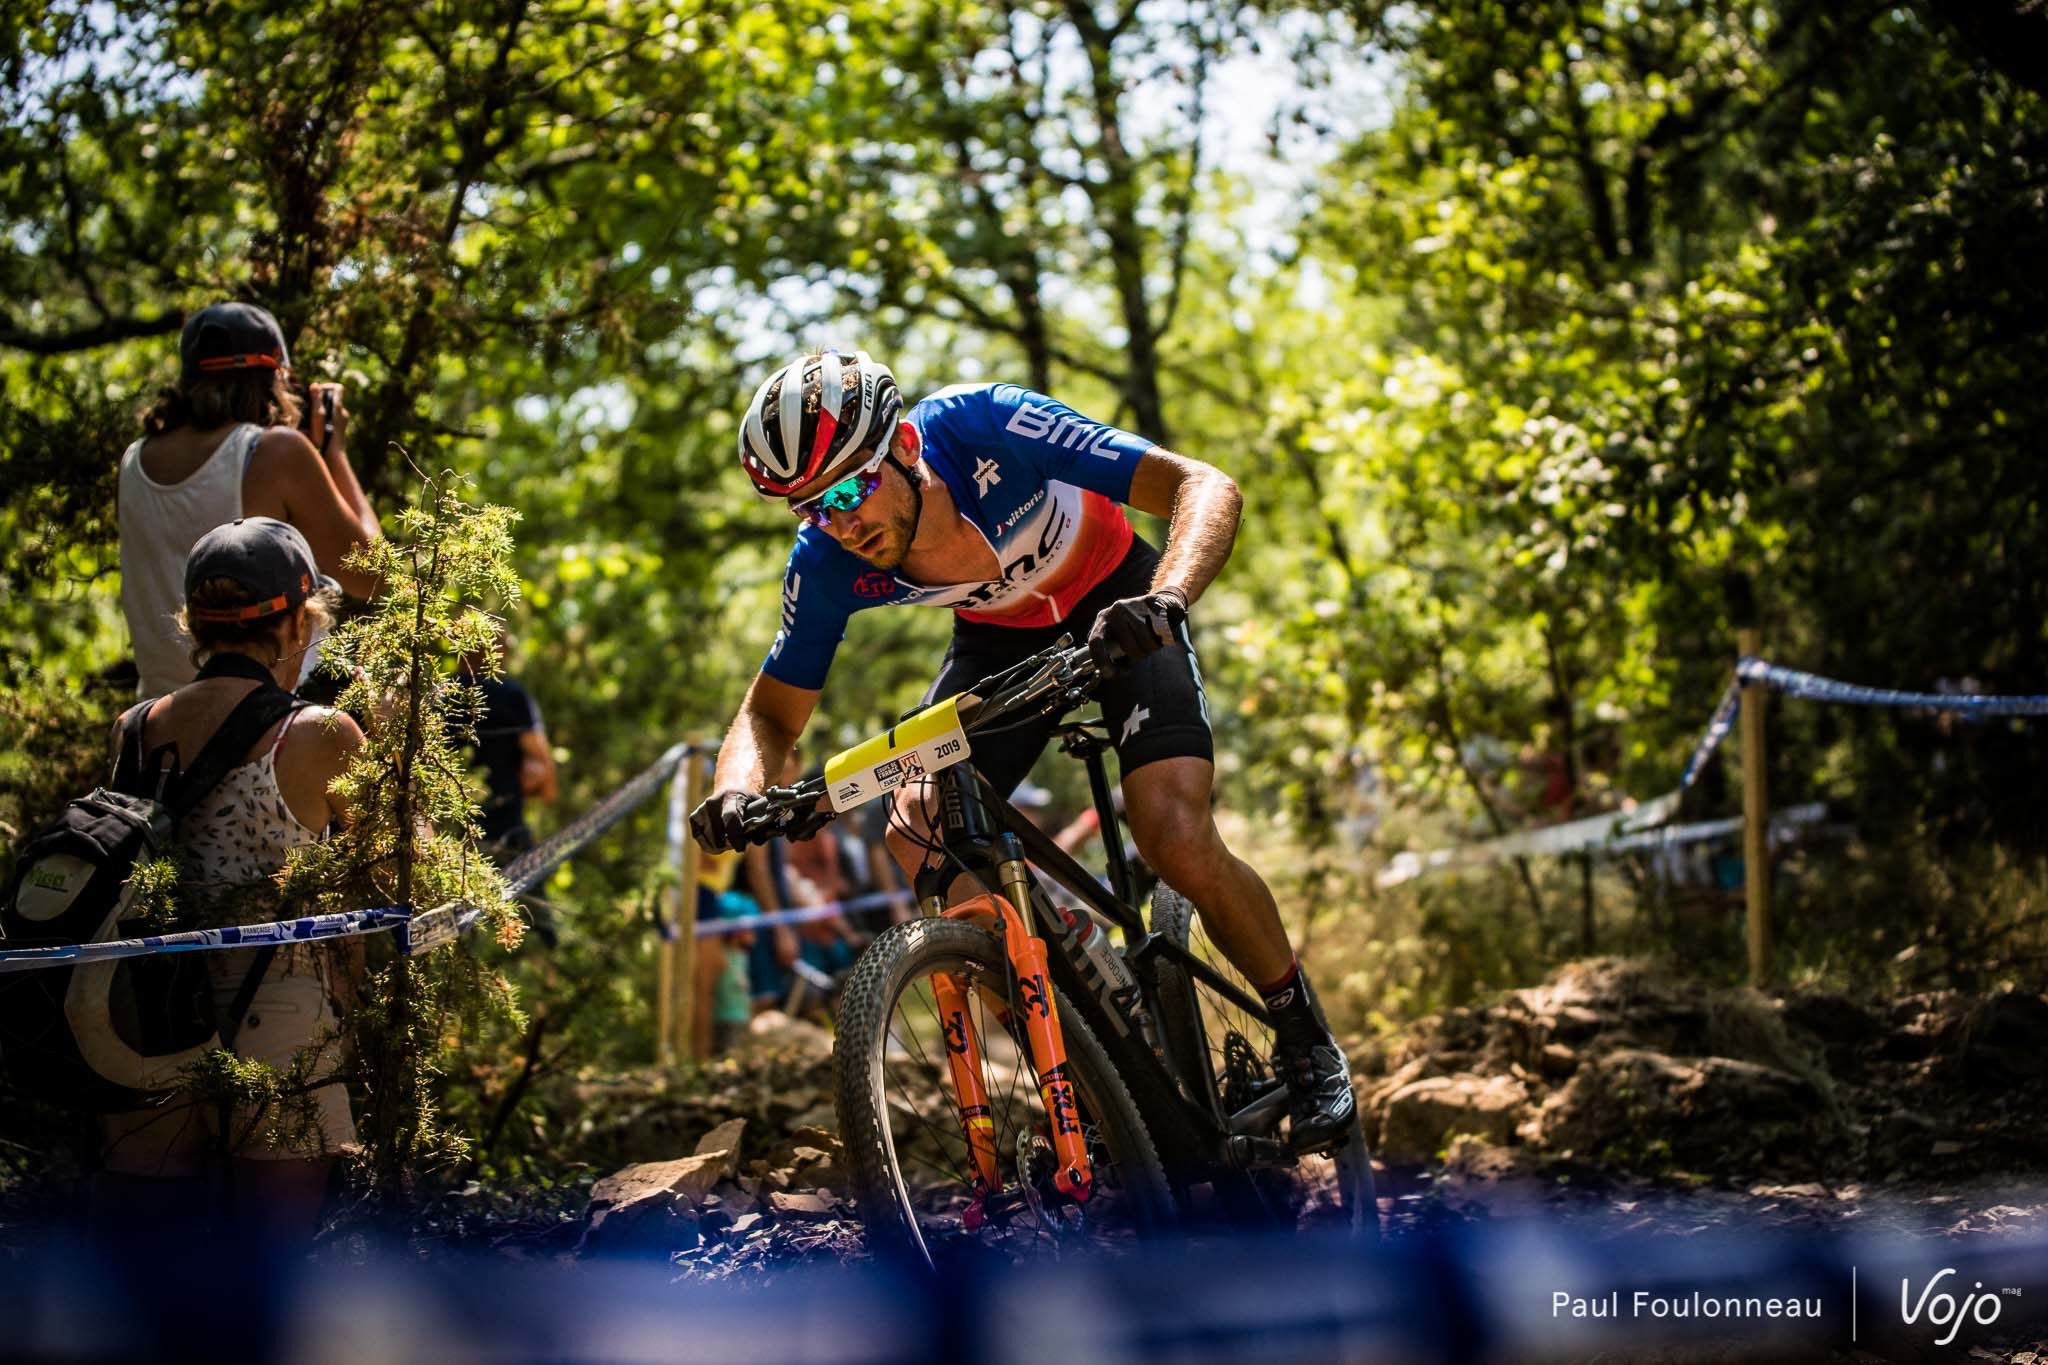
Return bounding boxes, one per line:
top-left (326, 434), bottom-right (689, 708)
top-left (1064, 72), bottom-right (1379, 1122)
top-left (1897, 1268), bottom-right (2022, 1347)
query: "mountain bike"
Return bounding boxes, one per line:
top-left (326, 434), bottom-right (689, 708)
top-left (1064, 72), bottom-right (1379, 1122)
top-left (732, 637), bottom-right (1377, 1266)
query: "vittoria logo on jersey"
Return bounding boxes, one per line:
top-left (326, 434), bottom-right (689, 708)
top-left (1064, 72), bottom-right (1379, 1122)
top-left (1000, 487), bottom-right (1046, 531)
top-left (1003, 402), bottom-right (1123, 458)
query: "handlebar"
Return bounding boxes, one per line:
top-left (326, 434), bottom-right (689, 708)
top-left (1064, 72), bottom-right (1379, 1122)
top-left (725, 634), bottom-right (1125, 846)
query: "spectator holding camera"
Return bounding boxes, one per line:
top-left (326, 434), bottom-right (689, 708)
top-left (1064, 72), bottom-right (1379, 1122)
top-left (119, 301), bottom-right (382, 700)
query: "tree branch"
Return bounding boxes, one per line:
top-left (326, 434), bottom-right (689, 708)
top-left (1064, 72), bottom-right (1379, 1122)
top-left (1558, 58), bottom-right (1623, 266)
top-left (0, 311), bottom-right (184, 355)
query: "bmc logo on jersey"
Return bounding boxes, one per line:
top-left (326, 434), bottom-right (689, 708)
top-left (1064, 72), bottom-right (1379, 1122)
top-left (1004, 402), bottom-right (1121, 458)
top-left (853, 571), bottom-right (899, 599)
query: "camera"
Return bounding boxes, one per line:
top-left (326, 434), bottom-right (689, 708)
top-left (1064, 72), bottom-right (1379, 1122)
top-left (292, 383), bottom-right (338, 449)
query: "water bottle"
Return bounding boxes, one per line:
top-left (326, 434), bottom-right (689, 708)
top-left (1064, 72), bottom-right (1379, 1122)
top-left (1057, 906), bottom-right (1160, 1052)
top-left (1059, 906), bottom-right (1136, 995)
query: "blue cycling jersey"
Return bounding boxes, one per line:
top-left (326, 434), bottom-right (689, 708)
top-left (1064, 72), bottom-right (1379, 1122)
top-left (761, 383), bottom-right (1156, 690)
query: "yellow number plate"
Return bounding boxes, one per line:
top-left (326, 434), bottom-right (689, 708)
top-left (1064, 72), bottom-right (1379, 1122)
top-left (822, 697), bottom-right (972, 812)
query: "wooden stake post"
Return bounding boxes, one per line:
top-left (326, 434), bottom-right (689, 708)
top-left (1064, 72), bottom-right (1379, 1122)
top-left (655, 920), bottom-right (675, 1066)
top-left (654, 746), bottom-right (707, 1066)
top-left (671, 748), bottom-right (706, 1062)
top-left (1728, 574), bottom-right (1773, 986)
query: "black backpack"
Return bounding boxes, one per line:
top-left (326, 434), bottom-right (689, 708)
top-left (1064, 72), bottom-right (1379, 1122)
top-left (0, 672), bottom-right (303, 1112)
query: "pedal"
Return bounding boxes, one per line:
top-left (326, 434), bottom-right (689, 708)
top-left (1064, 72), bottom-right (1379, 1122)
top-left (1285, 1127), bottom-right (1346, 1158)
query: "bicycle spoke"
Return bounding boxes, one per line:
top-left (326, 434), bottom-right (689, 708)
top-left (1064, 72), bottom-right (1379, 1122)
top-left (861, 936), bottom-right (1157, 1256)
top-left (880, 986), bottom-right (985, 1195)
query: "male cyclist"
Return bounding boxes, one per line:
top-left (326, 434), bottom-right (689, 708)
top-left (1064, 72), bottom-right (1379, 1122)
top-left (689, 350), bottom-right (1356, 1150)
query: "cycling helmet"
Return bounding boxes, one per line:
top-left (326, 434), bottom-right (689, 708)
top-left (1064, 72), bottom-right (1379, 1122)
top-left (738, 349), bottom-right (904, 498)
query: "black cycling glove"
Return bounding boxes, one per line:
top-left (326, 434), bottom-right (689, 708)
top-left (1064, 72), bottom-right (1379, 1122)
top-left (1089, 587), bottom-right (1188, 662)
top-left (690, 789), bottom-right (754, 853)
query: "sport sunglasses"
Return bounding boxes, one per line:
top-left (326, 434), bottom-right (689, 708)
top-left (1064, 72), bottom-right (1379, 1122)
top-left (789, 440), bottom-right (892, 527)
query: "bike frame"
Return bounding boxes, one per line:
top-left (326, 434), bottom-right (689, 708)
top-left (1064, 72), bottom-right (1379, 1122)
top-left (907, 740), bottom-right (1281, 1183)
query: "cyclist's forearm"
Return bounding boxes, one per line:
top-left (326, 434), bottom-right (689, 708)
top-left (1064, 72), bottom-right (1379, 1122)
top-left (712, 706), bottom-right (797, 794)
top-left (1152, 464), bottom-right (1242, 607)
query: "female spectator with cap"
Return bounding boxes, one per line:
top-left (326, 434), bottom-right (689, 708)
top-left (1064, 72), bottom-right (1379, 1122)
top-left (118, 301), bottom-right (382, 699)
top-left (95, 517), bottom-right (366, 1249)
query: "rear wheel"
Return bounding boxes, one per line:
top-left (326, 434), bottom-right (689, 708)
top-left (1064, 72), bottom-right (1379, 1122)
top-left (1147, 886), bottom-right (1378, 1238)
top-left (834, 916), bottom-right (1176, 1267)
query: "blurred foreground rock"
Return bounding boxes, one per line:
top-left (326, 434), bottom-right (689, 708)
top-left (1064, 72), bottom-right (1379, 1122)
top-left (578, 1103), bottom-right (862, 1269)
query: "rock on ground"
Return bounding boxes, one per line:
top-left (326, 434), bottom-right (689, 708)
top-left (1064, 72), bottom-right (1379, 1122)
top-left (1377, 1074), bottom-right (1528, 1163)
top-left (578, 1118), bottom-right (752, 1258)
top-left (1357, 957), bottom-right (2045, 1185)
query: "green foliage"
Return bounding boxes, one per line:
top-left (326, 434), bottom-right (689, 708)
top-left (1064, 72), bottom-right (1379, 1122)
top-left (281, 470), bottom-right (524, 1209)
top-left (3, 0), bottom-right (2045, 1150)
top-left (0, 662), bottom-right (119, 857)
top-left (1295, 0), bottom-right (2048, 849)
top-left (172, 1041), bottom-right (327, 1162)
top-left (122, 853), bottom-right (182, 929)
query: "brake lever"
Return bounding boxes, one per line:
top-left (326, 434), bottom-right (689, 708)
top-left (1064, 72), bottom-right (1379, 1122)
top-left (738, 783), bottom-right (834, 846)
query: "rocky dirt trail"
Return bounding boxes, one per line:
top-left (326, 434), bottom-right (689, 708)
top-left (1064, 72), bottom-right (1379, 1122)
top-left (491, 960), bottom-right (2045, 1294)
top-left (1356, 957), bottom-right (2048, 1229)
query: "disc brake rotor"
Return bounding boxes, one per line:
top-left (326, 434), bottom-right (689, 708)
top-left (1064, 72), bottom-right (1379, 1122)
top-left (1013, 1129), bottom-right (1071, 1252)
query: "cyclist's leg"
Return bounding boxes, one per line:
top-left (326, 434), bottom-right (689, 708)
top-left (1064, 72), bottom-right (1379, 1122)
top-left (1121, 757), bottom-right (1289, 983)
top-left (1102, 620), bottom-right (1358, 1148)
top-left (1094, 616), bottom-right (1289, 980)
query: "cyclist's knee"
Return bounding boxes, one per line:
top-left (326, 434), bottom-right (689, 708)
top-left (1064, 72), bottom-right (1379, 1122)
top-left (1129, 805), bottom-right (1222, 887)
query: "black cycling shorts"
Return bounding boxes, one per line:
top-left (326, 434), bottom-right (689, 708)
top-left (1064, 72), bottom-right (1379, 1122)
top-left (922, 537), bottom-right (1214, 798)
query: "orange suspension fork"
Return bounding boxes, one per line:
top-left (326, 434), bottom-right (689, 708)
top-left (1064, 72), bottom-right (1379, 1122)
top-left (930, 971), bottom-right (1001, 1201)
top-left (943, 894), bottom-right (1093, 1203)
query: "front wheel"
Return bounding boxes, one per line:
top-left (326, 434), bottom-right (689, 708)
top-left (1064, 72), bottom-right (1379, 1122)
top-left (1148, 886), bottom-right (1378, 1239)
top-left (833, 916), bottom-right (1176, 1267)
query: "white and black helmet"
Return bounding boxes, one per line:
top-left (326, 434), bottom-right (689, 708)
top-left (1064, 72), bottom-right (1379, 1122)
top-left (737, 349), bottom-right (904, 497)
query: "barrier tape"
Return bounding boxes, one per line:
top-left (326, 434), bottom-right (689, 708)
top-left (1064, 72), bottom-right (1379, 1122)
top-left (1737, 657), bottom-right (2048, 715)
top-left (1376, 794), bottom-right (1680, 887)
top-left (696, 891), bottom-right (903, 938)
top-left (1677, 681), bottom-right (1741, 794)
top-left (1381, 658), bottom-right (2047, 886)
top-left (1600, 801), bottom-right (1829, 855)
top-left (0, 742), bottom-right (700, 972)
top-left (0, 906), bottom-right (416, 974)
top-left (501, 740), bottom-right (695, 895)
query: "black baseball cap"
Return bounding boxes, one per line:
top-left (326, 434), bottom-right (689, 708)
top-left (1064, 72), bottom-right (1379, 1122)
top-left (180, 302), bottom-right (290, 386)
top-left (184, 518), bottom-right (337, 623)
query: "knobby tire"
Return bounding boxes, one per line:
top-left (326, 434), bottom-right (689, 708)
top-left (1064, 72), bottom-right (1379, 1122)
top-left (833, 916), bottom-right (1176, 1267)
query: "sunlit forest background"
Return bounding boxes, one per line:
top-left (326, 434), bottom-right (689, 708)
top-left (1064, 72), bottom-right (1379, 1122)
top-left (4, 0), bottom-right (2045, 1065)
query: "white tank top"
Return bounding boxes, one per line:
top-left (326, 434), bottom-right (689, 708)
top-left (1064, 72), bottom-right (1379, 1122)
top-left (118, 424), bottom-right (261, 700)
